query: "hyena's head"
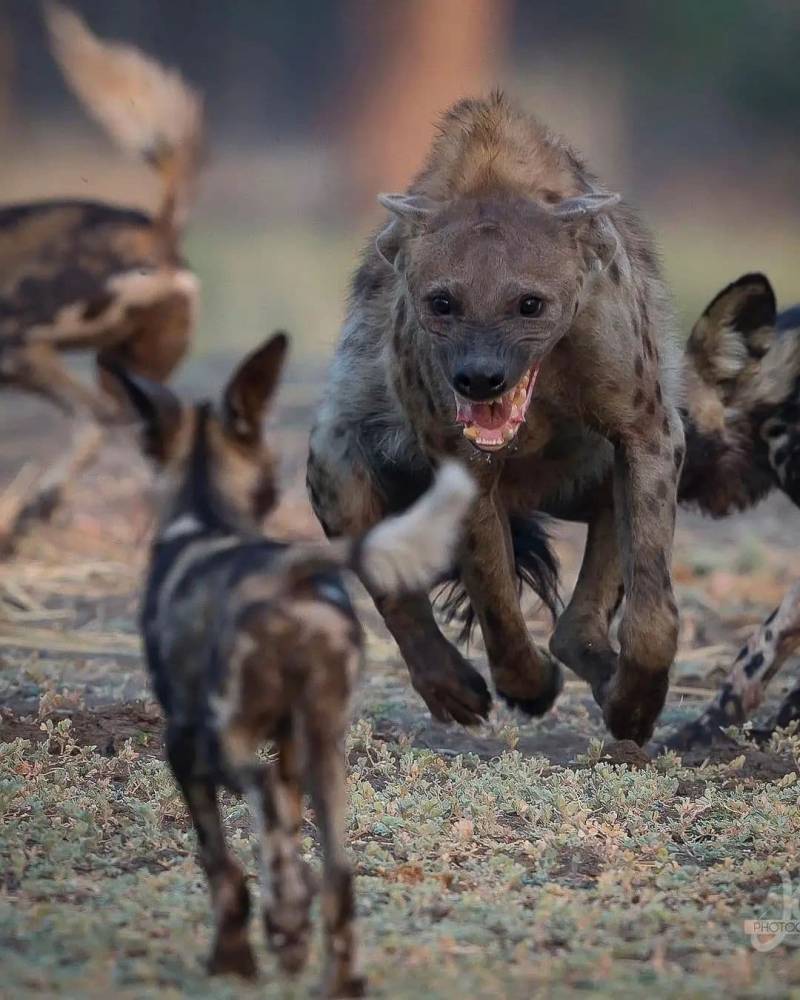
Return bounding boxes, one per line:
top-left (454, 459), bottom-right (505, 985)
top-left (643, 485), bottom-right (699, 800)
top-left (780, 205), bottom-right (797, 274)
top-left (103, 332), bottom-right (288, 534)
top-left (377, 189), bottom-right (619, 451)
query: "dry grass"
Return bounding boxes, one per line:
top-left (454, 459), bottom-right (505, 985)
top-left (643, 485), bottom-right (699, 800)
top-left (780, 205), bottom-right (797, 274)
top-left (1, 406), bottom-right (799, 996)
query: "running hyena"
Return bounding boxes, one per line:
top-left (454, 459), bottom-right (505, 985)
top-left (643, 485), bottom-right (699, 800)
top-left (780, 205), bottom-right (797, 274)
top-left (308, 92), bottom-right (684, 746)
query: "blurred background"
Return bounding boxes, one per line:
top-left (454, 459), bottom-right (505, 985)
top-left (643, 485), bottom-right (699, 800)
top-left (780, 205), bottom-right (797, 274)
top-left (1, 0), bottom-right (798, 367)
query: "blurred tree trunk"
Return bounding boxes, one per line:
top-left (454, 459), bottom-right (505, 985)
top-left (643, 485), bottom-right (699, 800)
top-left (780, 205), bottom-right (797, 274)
top-left (0, 14), bottom-right (13, 137)
top-left (341, 0), bottom-right (512, 218)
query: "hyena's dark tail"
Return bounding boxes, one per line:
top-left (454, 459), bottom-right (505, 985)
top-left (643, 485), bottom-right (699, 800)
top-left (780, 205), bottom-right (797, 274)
top-left (437, 512), bottom-right (560, 644)
top-left (280, 462), bottom-right (478, 595)
top-left (44, 2), bottom-right (203, 237)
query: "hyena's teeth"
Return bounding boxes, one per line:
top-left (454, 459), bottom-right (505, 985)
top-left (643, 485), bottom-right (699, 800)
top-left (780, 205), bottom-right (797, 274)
top-left (463, 425), bottom-right (480, 441)
top-left (502, 426), bottom-right (516, 442)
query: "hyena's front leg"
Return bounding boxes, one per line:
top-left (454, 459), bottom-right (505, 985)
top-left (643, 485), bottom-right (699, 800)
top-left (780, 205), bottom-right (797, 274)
top-left (604, 415), bottom-right (684, 744)
top-left (374, 591), bottom-right (491, 725)
top-left (307, 438), bottom-right (490, 725)
top-left (460, 496), bottom-right (562, 715)
top-left (549, 503), bottom-right (622, 704)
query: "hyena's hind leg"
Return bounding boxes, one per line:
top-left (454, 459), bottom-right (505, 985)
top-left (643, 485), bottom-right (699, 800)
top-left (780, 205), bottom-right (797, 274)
top-left (307, 435), bottom-right (490, 725)
top-left (666, 582), bottom-right (800, 751)
top-left (248, 723), bottom-right (314, 976)
top-left (166, 726), bottom-right (256, 978)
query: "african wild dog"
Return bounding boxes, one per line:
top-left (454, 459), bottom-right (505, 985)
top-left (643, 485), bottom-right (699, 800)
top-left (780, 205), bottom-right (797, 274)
top-left (670, 273), bottom-right (800, 748)
top-left (105, 332), bottom-right (475, 997)
top-left (0, 3), bottom-right (201, 420)
top-left (308, 92), bottom-right (684, 746)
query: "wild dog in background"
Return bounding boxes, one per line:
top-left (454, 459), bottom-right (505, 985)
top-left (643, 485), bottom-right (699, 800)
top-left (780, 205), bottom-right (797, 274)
top-left (0, 3), bottom-right (201, 420)
top-left (308, 91), bottom-right (684, 746)
top-left (106, 332), bottom-right (476, 997)
top-left (670, 274), bottom-right (800, 748)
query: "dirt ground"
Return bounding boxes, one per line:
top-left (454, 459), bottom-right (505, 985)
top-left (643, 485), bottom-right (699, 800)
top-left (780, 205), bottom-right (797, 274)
top-left (1, 385), bottom-right (800, 998)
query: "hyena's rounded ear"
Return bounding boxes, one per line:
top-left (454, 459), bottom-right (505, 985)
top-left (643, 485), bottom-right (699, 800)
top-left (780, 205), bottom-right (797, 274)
top-left (98, 361), bottom-right (183, 463)
top-left (550, 191), bottom-right (621, 273)
top-left (376, 193), bottom-right (438, 268)
top-left (688, 273), bottom-right (778, 383)
top-left (223, 331), bottom-right (289, 444)
top-left (550, 191), bottom-right (621, 221)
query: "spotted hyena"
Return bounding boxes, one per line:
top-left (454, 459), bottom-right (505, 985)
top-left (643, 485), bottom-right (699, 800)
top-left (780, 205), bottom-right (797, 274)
top-left (105, 332), bottom-right (475, 996)
top-left (0, 4), bottom-right (202, 420)
top-left (308, 92), bottom-right (684, 746)
top-left (671, 273), bottom-right (800, 748)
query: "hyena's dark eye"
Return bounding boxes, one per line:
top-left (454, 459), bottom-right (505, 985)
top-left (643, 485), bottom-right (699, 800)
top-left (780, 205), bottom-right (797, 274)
top-left (430, 294), bottom-right (453, 316)
top-left (519, 295), bottom-right (544, 317)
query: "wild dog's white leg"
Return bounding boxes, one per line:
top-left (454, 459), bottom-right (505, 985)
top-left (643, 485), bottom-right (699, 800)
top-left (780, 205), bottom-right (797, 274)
top-left (667, 582), bottom-right (800, 749)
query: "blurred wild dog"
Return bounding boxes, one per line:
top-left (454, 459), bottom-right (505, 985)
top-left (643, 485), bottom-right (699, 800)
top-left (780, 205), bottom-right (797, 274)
top-left (105, 332), bottom-right (476, 997)
top-left (671, 274), bottom-right (800, 748)
top-left (308, 91), bottom-right (684, 746)
top-left (0, 3), bottom-right (202, 420)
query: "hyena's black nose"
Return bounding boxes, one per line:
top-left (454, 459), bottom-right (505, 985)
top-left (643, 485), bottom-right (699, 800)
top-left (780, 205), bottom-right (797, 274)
top-left (453, 367), bottom-right (507, 400)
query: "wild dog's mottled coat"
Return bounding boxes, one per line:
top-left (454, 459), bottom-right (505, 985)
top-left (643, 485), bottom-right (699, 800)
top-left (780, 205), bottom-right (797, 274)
top-left (109, 333), bottom-right (475, 996)
top-left (671, 275), bottom-right (800, 749)
top-left (0, 4), bottom-right (201, 419)
top-left (309, 92), bottom-right (683, 744)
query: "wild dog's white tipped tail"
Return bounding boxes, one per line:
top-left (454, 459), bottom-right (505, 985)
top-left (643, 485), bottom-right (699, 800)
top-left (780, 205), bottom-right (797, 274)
top-left (44, 2), bottom-right (203, 231)
top-left (358, 461), bottom-right (477, 594)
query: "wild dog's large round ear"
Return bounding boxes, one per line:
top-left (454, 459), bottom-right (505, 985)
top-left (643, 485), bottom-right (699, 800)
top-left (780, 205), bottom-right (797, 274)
top-left (222, 331), bottom-right (289, 444)
top-left (376, 193), bottom-right (439, 268)
top-left (688, 273), bottom-right (778, 383)
top-left (98, 360), bottom-right (183, 463)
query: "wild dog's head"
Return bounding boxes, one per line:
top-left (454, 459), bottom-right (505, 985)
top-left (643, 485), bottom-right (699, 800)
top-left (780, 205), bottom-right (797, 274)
top-left (377, 189), bottom-right (619, 451)
top-left (102, 332), bottom-right (288, 534)
top-left (680, 274), bottom-right (782, 515)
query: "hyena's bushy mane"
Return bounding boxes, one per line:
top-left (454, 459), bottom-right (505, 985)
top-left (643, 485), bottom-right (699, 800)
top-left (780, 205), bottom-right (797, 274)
top-left (412, 91), bottom-right (595, 202)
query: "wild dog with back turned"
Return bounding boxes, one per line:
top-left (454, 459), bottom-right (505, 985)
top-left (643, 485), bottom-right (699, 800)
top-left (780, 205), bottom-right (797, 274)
top-left (105, 332), bottom-right (476, 997)
top-left (0, 3), bottom-right (202, 419)
top-left (308, 92), bottom-right (684, 745)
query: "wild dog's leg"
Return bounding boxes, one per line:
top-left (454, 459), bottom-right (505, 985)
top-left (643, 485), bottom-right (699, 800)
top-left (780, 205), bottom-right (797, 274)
top-left (550, 503), bottom-right (622, 701)
top-left (604, 414), bottom-right (684, 745)
top-left (775, 680), bottom-right (800, 731)
top-left (307, 440), bottom-right (490, 725)
top-left (97, 291), bottom-right (192, 396)
top-left (3, 342), bottom-right (119, 420)
top-left (459, 496), bottom-right (562, 715)
top-left (667, 582), bottom-right (800, 750)
top-left (305, 721), bottom-right (366, 999)
top-left (250, 725), bottom-right (313, 975)
top-left (166, 726), bottom-right (256, 978)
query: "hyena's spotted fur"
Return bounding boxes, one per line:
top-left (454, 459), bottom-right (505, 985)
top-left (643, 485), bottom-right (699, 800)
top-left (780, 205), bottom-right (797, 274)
top-left (0, 4), bottom-right (201, 420)
top-left (309, 92), bottom-right (684, 745)
top-left (670, 275), bottom-right (800, 749)
top-left (107, 332), bottom-right (475, 997)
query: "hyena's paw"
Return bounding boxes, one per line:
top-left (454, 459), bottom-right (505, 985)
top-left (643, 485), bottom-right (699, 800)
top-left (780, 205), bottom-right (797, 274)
top-left (601, 668), bottom-right (670, 746)
top-left (207, 936), bottom-right (258, 979)
top-left (411, 647), bottom-right (491, 726)
top-left (495, 648), bottom-right (563, 718)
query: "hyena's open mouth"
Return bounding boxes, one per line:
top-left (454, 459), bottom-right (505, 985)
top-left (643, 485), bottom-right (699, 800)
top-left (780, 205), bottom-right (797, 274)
top-left (455, 365), bottom-right (540, 451)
